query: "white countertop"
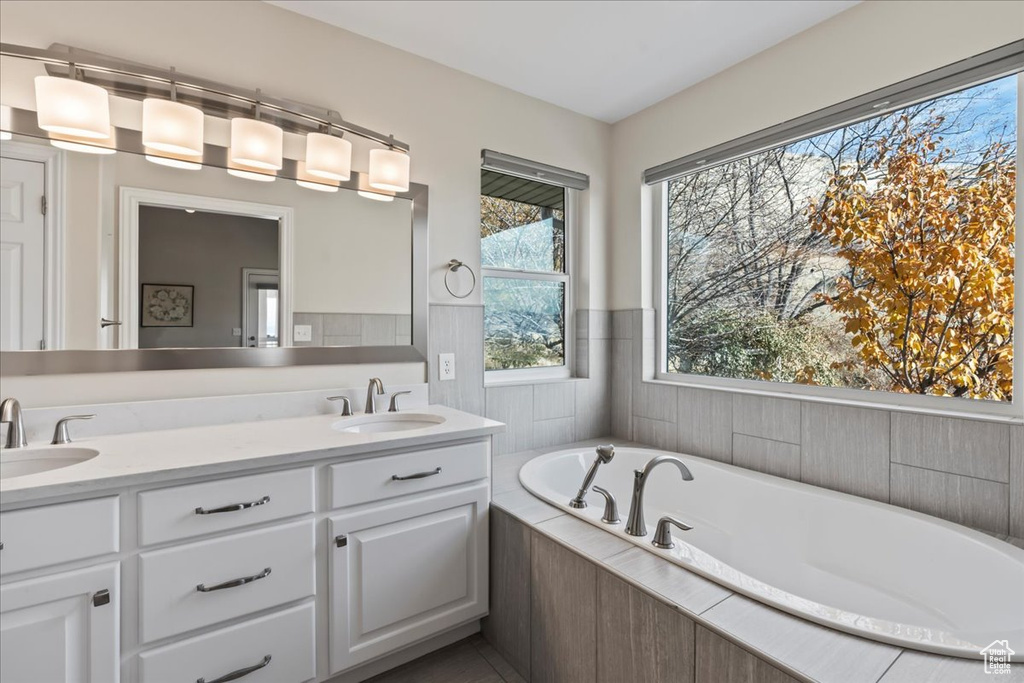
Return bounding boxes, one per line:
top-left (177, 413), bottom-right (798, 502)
top-left (0, 405), bottom-right (503, 506)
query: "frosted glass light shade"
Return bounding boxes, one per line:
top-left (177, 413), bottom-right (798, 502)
top-left (0, 105), bottom-right (11, 141)
top-left (304, 133), bottom-right (351, 181)
top-left (49, 127), bottom-right (117, 155)
top-left (227, 153), bottom-right (276, 182)
top-left (358, 190), bottom-right (394, 202)
top-left (145, 147), bottom-right (202, 170)
top-left (368, 148), bottom-right (410, 192)
top-left (230, 118), bottom-right (283, 170)
top-left (34, 76), bottom-right (110, 139)
top-left (142, 99), bottom-right (204, 155)
top-left (357, 174), bottom-right (395, 202)
top-left (296, 161), bottom-right (339, 193)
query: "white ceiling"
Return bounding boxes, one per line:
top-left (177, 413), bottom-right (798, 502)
top-left (267, 0), bottom-right (859, 123)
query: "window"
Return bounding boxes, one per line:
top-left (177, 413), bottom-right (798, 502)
top-left (481, 169), bottom-right (569, 377)
top-left (655, 59), bottom-right (1020, 411)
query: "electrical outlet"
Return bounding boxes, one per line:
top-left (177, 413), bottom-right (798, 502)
top-left (294, 324), bottom-right (313, 342)
top-left (438, 353), bottom-right (456, 381)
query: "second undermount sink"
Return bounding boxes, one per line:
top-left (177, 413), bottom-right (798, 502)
top-left (333, 413), bottom-right (446, 434)
top-left (0, 447), bottom-right (100, 480)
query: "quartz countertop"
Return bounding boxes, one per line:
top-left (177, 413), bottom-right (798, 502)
top-left (1, 405), bottom-right (503, 506)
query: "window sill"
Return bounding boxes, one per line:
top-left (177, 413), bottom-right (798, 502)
top-left (484, 376), bottom-right (584, 389)
top-left (649, 374), bottom-right (1023, 425)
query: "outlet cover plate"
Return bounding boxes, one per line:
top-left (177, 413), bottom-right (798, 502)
top-left (439, 353), bottom-right (455, 381)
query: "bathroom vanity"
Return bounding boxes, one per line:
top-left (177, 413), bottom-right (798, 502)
top-left (0, 405), bottom-right (501, 683)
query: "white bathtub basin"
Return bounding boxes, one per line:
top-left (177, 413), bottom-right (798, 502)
top-left (519, 446), bottom-right (1024, 659)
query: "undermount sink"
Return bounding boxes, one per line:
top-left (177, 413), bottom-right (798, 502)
top-left (333, 413), bottom-right (446, 434)
top-left (0, 447), bottom-right (100, 479)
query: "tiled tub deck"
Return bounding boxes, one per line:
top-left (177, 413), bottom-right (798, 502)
top-left (484, 440), bottom-right (1024, 683)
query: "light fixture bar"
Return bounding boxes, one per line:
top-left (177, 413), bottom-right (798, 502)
top-left (0, 41), bottom-right (410, 152)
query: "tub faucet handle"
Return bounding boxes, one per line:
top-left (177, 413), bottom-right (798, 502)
top-left (651, 515), bottom-right (693, 550)
top-left (592, 486), bottom-right (620, 524)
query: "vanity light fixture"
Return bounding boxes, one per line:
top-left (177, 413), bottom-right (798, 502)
top-left (357, 174), bottom-right (395, 202)
top-left (34, 73), bottom-right (110, 139)
top-left (145, 147), bottom-right (202, 170)
top-left (358, 190), bottom-right (395, 202)
top-left (0, 105), bottom-right (11, 140)
top-left (230, 93), bottom-right (283, 171)
top-left (305, 126), bottom-right (352, 181)
top-left (295, 161), bottom-right (340, 193)
top-left (49, 126), bottom-right (117, 155)
top-left (226, 153), bottom-right (277, 182)
top-left (142, 83), bottom-right (204, 156)
top-left (368, 144), bottom-right (410, 193)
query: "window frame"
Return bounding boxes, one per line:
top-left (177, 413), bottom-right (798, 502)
top-left (481, 174), bottom-right (577, 383)
top-left (652, 56), bottom-right (1024, 423)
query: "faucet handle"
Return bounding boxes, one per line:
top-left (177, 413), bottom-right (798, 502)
top-left (651, 515), bottom-right (694, 550)
top-left (388, 391), bottom-right (412, 413)
top-left (326, 396), bottom-right (353, 416)
top-left (592, 486), bottom-right (620, 525)
top-left (51, 414), bottom-right (95, 445)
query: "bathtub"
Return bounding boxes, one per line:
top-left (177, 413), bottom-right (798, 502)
top-left (519, 446), bottom-right (1024, 659)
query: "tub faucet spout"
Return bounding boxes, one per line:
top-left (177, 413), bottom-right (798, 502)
top-left (625, 455), bottom-right (694, 537)
top-left (568, 444), bottom-right (615, 509)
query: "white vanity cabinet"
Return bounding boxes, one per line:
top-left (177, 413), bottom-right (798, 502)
top-left (1, 430), bottom-right (494, 683)
top-left (327, 442), bottom-right (490, 674)
top-left (0, 499), bottom-right (121, 683)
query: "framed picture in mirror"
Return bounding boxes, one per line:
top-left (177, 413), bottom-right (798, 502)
top-left (141, 284), bottom-right (194, 328)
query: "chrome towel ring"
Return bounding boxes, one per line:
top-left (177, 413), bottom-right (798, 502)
top-left (444, 259), bottom-right (477, 299)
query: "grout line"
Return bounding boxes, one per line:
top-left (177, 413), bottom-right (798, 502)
top-left (698, 592), bottom-right (734, 616)
top-left (731, 430), bottom-right (801, 447)
top-left (470, 637), bottom-right (514, 683)
top-left (873, 649), bottom-right (907, 682)
top-left (892, 461), bottom-right (1009, 485)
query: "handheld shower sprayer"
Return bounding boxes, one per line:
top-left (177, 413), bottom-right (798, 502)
top-left (568, 444), bottom-right (615, 509)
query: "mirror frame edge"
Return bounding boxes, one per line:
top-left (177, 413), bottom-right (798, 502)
top-left (0, 183), bottom-right (429, 376)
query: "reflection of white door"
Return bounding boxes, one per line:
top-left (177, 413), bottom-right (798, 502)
top-left (242, 268), bottom-right (280, 348)
top-left (0, 157), bottom-right (45, 350)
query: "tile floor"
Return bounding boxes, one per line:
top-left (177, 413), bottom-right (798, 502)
top-left (365, 635), bottom-right (525, 683)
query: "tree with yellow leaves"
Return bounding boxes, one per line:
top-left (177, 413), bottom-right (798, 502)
top-left (808, 116), bottom-right (1015, 400)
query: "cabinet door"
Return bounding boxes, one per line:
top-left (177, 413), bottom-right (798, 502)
top-left (329, 481), bottom-right (488, 674)
top-left (0, 563), bottom-right (119, 683)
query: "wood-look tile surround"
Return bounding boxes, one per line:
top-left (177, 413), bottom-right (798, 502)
top-left (487, 444), bottom-right (1024, 683)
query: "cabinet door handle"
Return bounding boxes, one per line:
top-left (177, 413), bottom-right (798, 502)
top-left (195, 495), bottom-right (270, 515)
top-left (335, 534), bottom-right (348, 548)
top-left (391, 467), bottom-right (442, 481)
top-left (197, 654), bottom-right (271, 683)
top-left (196, 567), bottom-right (271, 592)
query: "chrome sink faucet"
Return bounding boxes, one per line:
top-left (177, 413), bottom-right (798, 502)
top-left (365, 378), bottom-right (385, 414)
top-left (1, 398), bottom-right (27, 449)
top-left (569, 444), bottom-right (615, 509)
top-left (625, 455), bottom-right (694, 537)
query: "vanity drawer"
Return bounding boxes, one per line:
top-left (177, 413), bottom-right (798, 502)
top-left (138, 467), bottom-right (315, 546)
top-left (0, 497), bottom-right (119, 575)
top-left (330, 441), bottom-right (489, 509)
top-left (139, 519), bottom-right (315, 643)
top-left (138, 601), bottom-right (316, 683)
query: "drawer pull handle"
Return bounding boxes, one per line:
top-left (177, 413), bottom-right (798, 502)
top-left (196, 567), bottom-right (271, 592)
top-left (197, 654), bottom-right (271, 683)
top-left (195, 495), bottom-right (270, 515)
top-left (392, 467), bottom-right (442, 481)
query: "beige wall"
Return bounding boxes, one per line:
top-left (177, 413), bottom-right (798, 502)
top-left (0, 0), bottom-right (611, 406)
top-left (608, 0), bottom-right (1024, 309)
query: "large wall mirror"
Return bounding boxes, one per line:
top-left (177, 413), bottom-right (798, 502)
top-left (0, 44), bottom-right (427, 374)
